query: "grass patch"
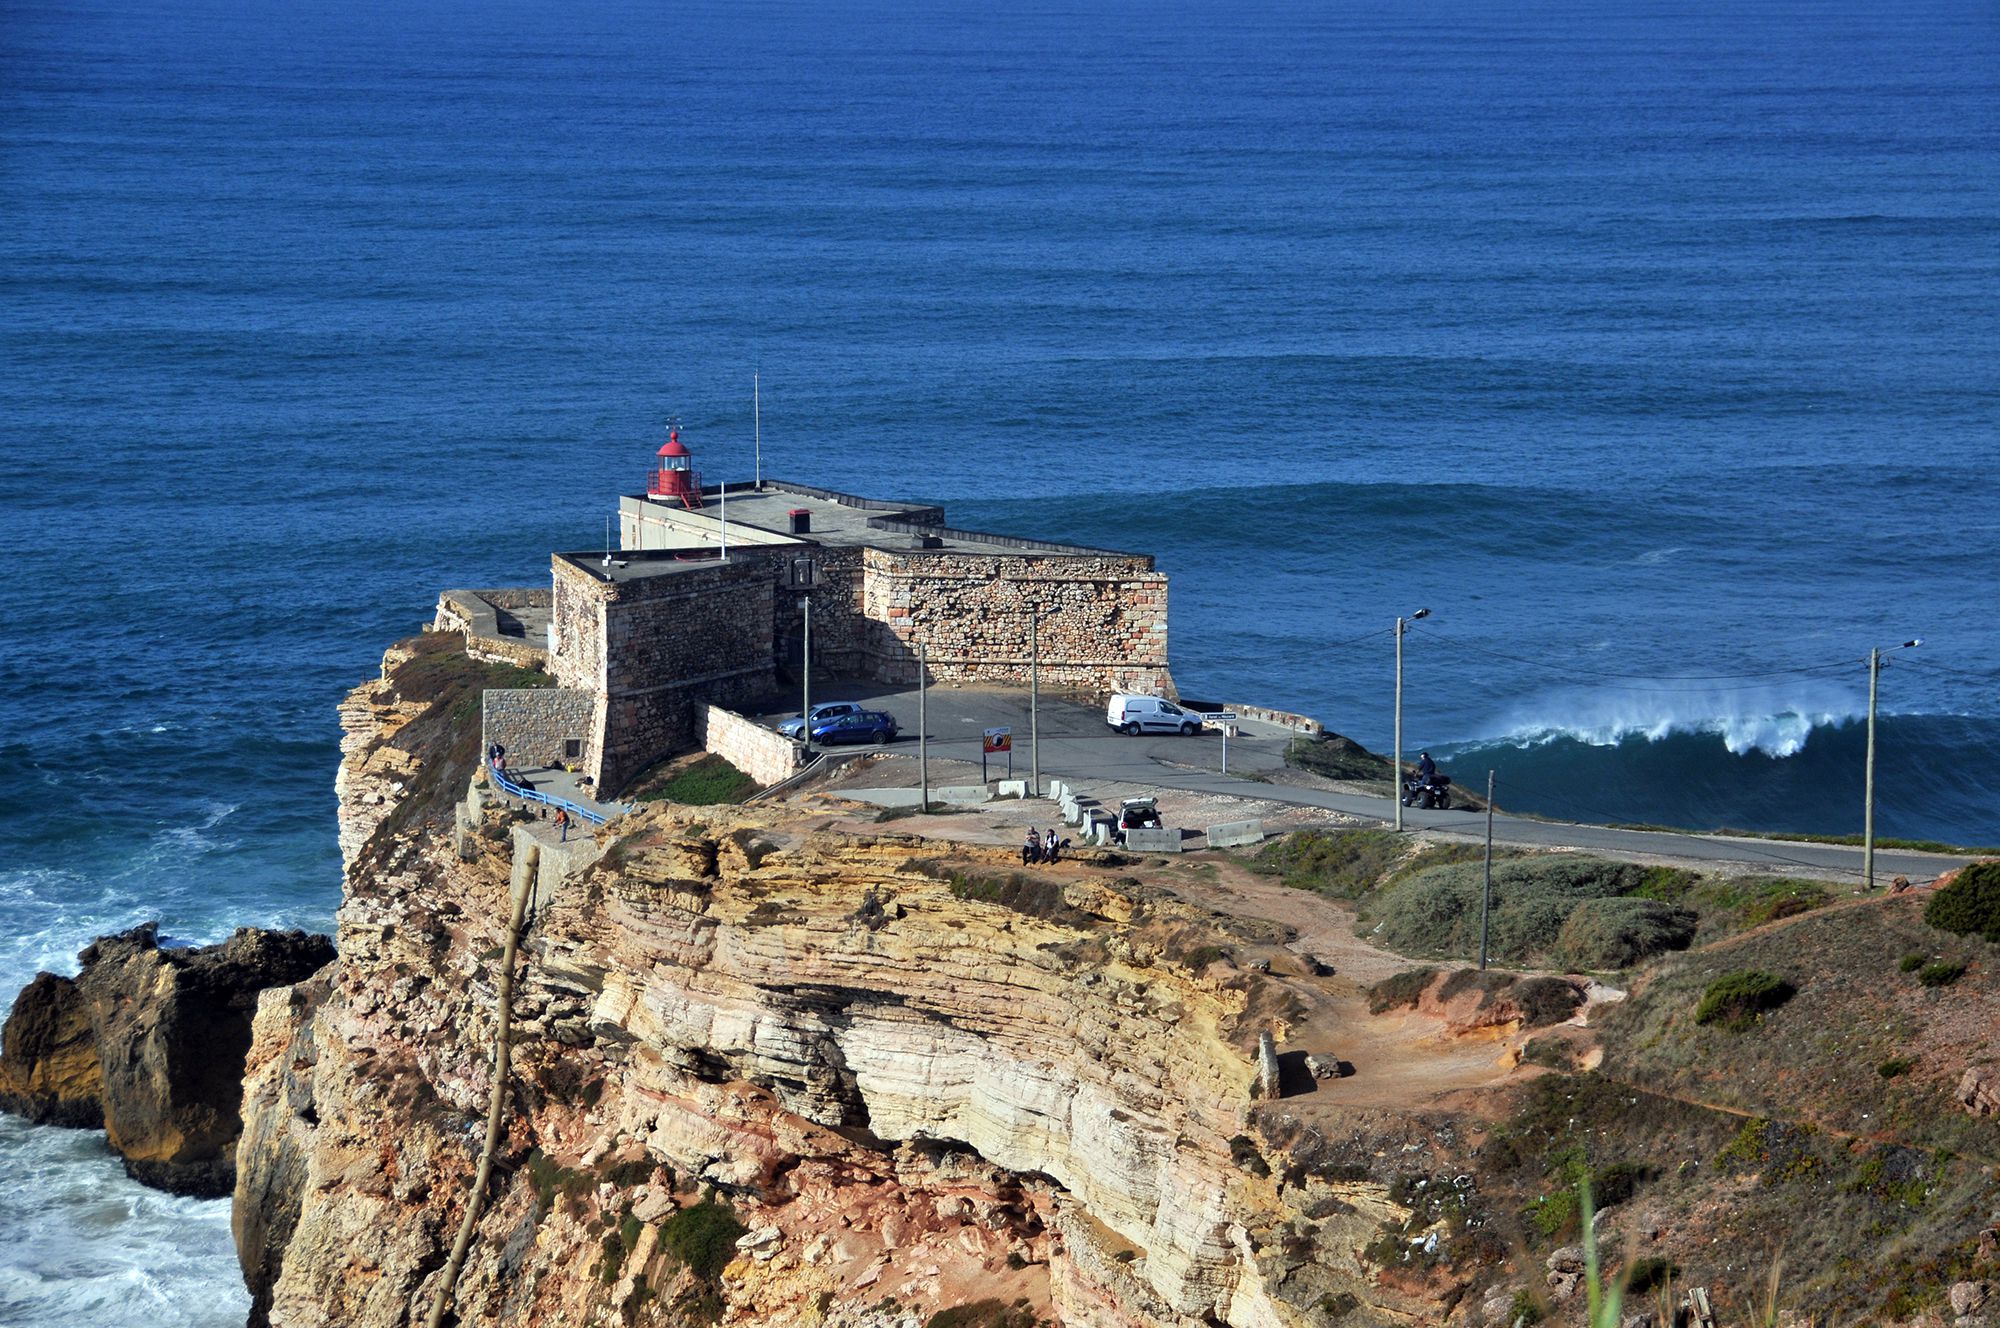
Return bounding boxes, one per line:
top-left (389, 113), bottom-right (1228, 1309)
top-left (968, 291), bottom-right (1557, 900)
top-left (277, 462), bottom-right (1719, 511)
top-left (1924, 860), bottom-right (2000, 943)
top-left (659, 1198), bottom-right (745, 1282)
top-left (1898, 952), bottom-right (1928, 973)
top-left (634, 754), bottom-right (759, 806)
top-left (1694, 970), bottom-right (1796, 1031)
top-left (1878, 1056), bottom-right (1916, 1079)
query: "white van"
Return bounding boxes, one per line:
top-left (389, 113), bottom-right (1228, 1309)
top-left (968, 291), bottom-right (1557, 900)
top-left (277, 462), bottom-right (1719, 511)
top-left (1106, 694), bottom-right (1202, 736)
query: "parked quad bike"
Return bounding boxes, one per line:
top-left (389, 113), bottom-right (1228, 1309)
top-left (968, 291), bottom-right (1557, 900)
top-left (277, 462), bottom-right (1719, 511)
top-left (1401, 773), bottom-right (1452, 810)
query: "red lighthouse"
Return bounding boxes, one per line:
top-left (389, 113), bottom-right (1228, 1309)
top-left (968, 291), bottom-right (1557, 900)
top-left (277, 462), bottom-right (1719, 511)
top-left (647, 424), bottom-right (703, 509)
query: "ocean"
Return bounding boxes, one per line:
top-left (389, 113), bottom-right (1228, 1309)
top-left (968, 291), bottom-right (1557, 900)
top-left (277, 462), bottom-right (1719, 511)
top-left (1, 0), bottom-right (1995, 1318)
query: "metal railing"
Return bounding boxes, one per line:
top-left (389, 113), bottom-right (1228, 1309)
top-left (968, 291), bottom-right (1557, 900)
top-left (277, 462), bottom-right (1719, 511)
top-left (486, 762), bottom-right (614, 826)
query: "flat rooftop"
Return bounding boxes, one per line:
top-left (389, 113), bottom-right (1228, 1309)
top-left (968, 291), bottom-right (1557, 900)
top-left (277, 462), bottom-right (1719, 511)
top-left (565, 479), bottom-right (1142, 584)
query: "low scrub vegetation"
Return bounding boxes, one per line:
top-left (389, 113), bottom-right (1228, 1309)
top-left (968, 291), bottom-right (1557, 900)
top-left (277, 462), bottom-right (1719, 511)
top-left (1924, 860), bottom-right (2000, 942)
top-left (1360, 855), bottom-right (1697, 970)
top-left (1251, 829), bottom-right (1489, 899)
top-left (1281, 731), bottom-right (1392, 782)
top-left (1694, 970), bottom-right (1796, 1031)
top-left (635, 754), bottom-right (759, 806)
top-left (660, 1197), bottom-right (745, 1281)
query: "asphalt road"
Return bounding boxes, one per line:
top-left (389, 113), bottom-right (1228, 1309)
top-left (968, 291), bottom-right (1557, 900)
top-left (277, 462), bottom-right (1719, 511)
top-left (752, 681), bottom-right (1976, 885)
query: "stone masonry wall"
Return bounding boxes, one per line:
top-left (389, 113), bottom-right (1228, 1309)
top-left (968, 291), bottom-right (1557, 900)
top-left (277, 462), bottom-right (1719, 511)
top-left (480, 687), bottom-right (594, 770)
top-left (551, 557), bottom-right (777, 795)
top-left (695, 704), bottom-right (805, 789)
top-left (433, 589), bottom-right (551, 669)
top-left (859, 549), bottom-right (1175, 697)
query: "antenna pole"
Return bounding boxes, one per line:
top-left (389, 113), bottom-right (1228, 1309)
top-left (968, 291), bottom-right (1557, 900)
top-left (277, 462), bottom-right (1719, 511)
top-left (753, 371), bottom-right (762, 489)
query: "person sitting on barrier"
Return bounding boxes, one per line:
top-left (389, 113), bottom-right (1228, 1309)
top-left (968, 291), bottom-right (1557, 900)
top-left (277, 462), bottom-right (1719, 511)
top-left (1022, 828), bottom-right (1041, 866)
top-left (1044, 828), bottom-right (1059, 863)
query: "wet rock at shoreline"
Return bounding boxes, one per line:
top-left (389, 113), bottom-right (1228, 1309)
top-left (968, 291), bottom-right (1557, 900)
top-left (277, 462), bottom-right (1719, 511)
top-left (0, 922), bottom-right (334, 1197)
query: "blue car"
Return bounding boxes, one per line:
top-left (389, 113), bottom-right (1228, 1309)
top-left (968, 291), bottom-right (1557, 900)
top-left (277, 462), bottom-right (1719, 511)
top-left (777, 701), bottom-right (865, 739)
top-left (809, 710), bottom-right (899, 745)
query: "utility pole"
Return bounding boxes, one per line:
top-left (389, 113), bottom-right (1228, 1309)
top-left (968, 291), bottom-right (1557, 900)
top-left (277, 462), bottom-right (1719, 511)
top-left (918, 641), bottom-right (928, 813)
top-left (1480, 770), bottom-right (1495, 970)
top-left (1029, 605), bottom-right (1040, 799)
top-left (1393, 608), bottom-right (1429, 831)
top-left (800, 595), bottom-right (812, 756)
top-left (1864, 638), bottom-right (1921, 892)
top-left (753, 370), bottom-right (762, 490)
top-left (1865, 647), bottom-right (1879, 892)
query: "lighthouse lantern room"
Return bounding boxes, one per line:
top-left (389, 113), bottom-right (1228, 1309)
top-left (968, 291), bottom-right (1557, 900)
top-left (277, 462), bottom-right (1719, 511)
top-left (646, 425), bottom-right (704, 509)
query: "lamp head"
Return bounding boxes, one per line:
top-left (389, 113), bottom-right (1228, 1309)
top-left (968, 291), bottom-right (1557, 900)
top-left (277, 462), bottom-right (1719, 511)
top-left (1412, 608), bottom-right (1431, 621)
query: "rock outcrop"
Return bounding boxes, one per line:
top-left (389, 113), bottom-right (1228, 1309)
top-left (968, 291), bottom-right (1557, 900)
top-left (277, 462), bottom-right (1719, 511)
top-left (0, 922), bottom-right (334, 1196)
top-left (229, 643), bottom-right (1457, 1328)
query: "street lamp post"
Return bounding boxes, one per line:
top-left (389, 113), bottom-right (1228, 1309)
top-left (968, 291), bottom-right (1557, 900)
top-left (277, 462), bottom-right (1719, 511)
top-left (1864, 638), bottom-right (1921, 890)
top-left (1393, 608), bottom-right (1430, 832)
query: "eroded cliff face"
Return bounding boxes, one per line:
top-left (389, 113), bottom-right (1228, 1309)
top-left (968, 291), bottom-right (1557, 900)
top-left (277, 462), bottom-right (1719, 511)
top-left (234, 643), bottom-right (1457, 1328)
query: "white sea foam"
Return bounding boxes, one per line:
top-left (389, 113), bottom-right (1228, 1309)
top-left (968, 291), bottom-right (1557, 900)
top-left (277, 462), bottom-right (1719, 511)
top-left (0, 1116), bottom-right (248, 1327)
top-left (1486, 681), bottom-right (1865, 757)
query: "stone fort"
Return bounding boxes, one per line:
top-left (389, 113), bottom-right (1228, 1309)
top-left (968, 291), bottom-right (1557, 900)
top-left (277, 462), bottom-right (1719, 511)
top-left (439, 430), bottom-right (1176, 795)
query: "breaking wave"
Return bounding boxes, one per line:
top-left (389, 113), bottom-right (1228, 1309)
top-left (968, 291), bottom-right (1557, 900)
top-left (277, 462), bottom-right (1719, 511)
top-left (1489, 682), bottom-right (1865, 758)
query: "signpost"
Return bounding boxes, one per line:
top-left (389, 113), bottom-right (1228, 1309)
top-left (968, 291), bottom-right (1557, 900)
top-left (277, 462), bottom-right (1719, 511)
top-left (1204, 712), bottom-right (1239, 774)
top-left (982, 726), bottom-right (1012, 784)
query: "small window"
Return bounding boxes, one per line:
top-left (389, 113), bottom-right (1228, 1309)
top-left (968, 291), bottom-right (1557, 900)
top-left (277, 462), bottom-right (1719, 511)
top-left (564, 738), bottom-right (582, 758)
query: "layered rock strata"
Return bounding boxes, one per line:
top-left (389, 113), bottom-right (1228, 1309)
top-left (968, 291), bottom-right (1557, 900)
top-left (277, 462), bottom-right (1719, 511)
top-left (231, 645), bottom-right (1447, 1328)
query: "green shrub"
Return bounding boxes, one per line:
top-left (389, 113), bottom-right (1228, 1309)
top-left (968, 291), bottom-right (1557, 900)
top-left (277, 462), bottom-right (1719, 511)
top-left (1526, 1188), bottom-right (1580, 1240)
top-left (926, 1301), bottom-right (1040, 1328)
top-left (1898, 953), bottom-right (1928, 973)
top-left (1924, 861), bottom-right (2000, 942)
top-left (1878, 1057), bottom-right (1916, 1079)
top-left (1509, 1288), bottom-right (1544, 1325)
top-left (1624, 1254), bottom-right (1676, 1296)
top-left (1694, 971), bottom-right (1796, 1031)
top-left (1917, 960), bottom-right (1967, 988)
top-left (660, 1198), bottom-right (746, 1281)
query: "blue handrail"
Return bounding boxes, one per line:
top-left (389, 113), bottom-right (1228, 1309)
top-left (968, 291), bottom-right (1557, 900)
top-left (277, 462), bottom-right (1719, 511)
top-left (487, 762), bottom-right (612, 826)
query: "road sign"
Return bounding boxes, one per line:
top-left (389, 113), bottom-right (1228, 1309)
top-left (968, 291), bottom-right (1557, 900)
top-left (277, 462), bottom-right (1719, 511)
top-left (983, 727), bottom-right (1013, 753)
top-left (1204, 712), bottom-right (1239, 725)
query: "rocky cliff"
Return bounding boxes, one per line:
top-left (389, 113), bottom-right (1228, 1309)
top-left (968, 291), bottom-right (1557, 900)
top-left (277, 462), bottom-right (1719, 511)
top-left (230, 637), bottom-right (1469, 1328)
top-left (0, 922), bottom-right (335, 1195)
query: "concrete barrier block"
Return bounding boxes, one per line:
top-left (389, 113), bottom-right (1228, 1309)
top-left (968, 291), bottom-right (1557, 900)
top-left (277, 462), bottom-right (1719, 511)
top-left (1206, 819), bottom-right (1265, 848)
top-left (934, 784), bottom-right (993, 805)
top-left (1046, 780), bottom-right (1069, 802)
top-left (996, 779), bottom-right (1029, 800)
top-left (1123, 827), bottom-right (1183, 853)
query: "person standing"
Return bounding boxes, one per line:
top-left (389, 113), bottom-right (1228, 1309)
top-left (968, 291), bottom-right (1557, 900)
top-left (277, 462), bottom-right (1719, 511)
top-left (555, 807), bottom-right (571, 843)
top-left (1022, 828), bottom-right (1040, 865)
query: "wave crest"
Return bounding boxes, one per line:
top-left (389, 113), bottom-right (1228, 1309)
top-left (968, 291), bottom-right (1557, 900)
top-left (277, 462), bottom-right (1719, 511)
top-left (1483, 683), bottom-right (1864, 758)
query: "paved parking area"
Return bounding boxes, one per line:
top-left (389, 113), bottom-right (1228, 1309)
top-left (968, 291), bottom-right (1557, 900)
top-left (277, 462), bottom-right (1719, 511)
top-left (745, 682), bottom-right (1293, 784)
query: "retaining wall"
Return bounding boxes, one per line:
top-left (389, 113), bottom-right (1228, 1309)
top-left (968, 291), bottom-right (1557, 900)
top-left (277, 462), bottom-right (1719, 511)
top-left (696, 705), bottom-right (803, 789)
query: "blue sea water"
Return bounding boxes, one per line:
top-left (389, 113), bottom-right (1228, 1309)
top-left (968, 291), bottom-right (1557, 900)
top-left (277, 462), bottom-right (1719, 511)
top-left (1, 0), bottom-right (1996, 1318)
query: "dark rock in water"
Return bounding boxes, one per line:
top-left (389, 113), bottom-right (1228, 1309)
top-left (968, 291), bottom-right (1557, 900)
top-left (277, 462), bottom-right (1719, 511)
top-left (0, 922), bottom-right (334, 1197)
